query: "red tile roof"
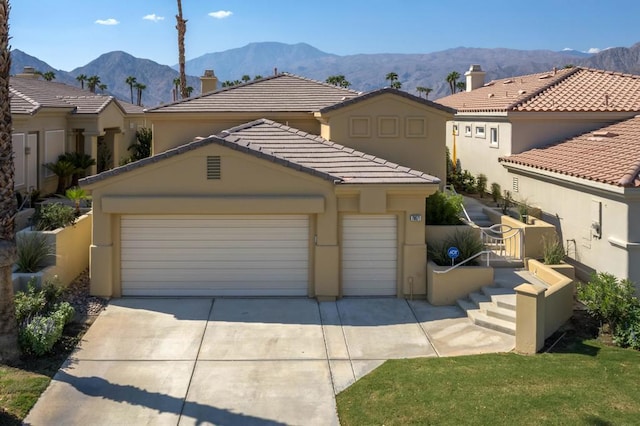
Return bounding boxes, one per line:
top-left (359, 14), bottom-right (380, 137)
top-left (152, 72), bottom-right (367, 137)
top-left (500, 116), bottom-right (640, 187)
top-left (436, 67), bottom-right (640, 113)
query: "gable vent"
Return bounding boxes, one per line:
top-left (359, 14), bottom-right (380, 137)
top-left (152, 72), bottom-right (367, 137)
top-left (207, 156), bottom-right (221, 180)
top-left (512, 177), bottom-right (519, 193)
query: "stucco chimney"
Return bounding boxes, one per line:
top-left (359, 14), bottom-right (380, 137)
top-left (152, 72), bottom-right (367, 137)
top-left (465, 64), bottom-right (486, 92)
top-left (200, 69), bottom-right (218, 94)
top-left (16, 66), bottom-right (39, 79)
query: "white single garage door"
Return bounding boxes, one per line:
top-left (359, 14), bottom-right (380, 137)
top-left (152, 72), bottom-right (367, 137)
top-left (121, 215), bottom-right (309, 296)
top-left (342, 215), bottom-right (397, 296)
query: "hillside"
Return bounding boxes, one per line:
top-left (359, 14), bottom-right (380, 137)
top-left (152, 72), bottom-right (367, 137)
top-left (10, 41), bottom-right (640, 106)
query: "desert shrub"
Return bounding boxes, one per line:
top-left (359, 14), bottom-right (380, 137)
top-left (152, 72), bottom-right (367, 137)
top-left (578, 272), bottom-right (640, 333)
top-left (542, 234), bottom-right (565, 265)
top-left (34, 203), bottom-right (76, 231)
top-left (426, 191), bottom-right (463, 225)
top-left (428, 229), bottom-right (485, 266)
top-left (15, 277), bottom-right (74, 356)
top-left (501, 190), bottom-right (513, 215)
top-left (490, 183), bottom-right (501, 203)
top-left (19, 315), bottom-right (64, 356)
top-left (476, 174), bottom-right (488, 197)
top-left (15, 232), bottom-right (54, 273)
top-left (128, 127), bottom-right (152, 161)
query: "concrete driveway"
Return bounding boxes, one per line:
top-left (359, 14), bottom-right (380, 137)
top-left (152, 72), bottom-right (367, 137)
top-left (25, 298), bottom-right (513, 425)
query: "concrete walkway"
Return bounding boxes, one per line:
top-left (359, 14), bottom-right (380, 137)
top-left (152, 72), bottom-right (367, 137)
top-left (25, 298), bottom-right (514, 426)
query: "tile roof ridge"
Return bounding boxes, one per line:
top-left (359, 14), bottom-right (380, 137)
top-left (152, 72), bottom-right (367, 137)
top-left (507, 66), bottom-right (581, 111)
top-left (578, 66), bottom-right (640, 79)
top-left (320, 87), bottom-right (455, 114)
top-left (9, 87), bottom-right (39, 108)
top-left (146, 74), bottom-right (284, 112)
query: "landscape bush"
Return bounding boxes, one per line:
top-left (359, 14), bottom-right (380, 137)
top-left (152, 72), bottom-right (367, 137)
top-left (426, 191), bottom-right (463, 225)
top-left (34, 203), bottom-right (76, 231)
top-left (14, 278), bottom-right (74, 356)
top-left (475, 174), bottom-right (488, 197)
top-left (428, 229), bottom-right (484, 266)
top-left (490, 182), bottom-right (501, 204)
top-left (542, 234), bottom-right (565, 265)
top-left (578, 272), bottom-right (640, 350)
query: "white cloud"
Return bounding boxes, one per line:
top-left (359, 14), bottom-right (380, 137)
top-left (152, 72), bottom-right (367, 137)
top-left (143, 14), bottom-right (165, 22)
top-left (562, 47), bottom-right (573, 51)
top-left (95, 18), bottom-right (119, 26)
top-left (208, 10), bottom-right (232, 19)
top-left (587, 47), bottom-right (602, 54)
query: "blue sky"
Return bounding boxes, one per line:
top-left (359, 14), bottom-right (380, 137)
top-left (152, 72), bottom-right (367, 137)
top-left (9, 0), bottom-right (640, 71)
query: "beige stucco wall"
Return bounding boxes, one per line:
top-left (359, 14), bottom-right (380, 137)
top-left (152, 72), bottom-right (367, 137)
top-left (84, 142), bottom-right (436, 298)
top-left (427, 261), bottom-right (494, 305)
top-left (319, 94), bottom-right (452, 182)
top-left (447, 112), bottom-right (637, 193)
top-left (149, 113), bottom-right (320, 154)
top-left (505, 167), bottom-right (639, 288)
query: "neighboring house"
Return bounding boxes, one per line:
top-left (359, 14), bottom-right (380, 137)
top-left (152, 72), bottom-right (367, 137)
top-left (80, 119), bottom-right (439, 299)
top-left (146, 72), bottom-right (454, 184)
top-left (500, 116), bottom-right (640, 288)
top-left (10, 67), bottom-right (145, 195)
top-left (436, 65), bottom-right (640, 193)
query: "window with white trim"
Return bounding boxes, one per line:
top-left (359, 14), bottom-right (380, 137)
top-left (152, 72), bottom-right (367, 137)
top-left (464, 125), bottom-right (472, 137)
top-left (490, 127), bottom-right (499, 146)
top-left (475, 125), bottom-right (485, 139)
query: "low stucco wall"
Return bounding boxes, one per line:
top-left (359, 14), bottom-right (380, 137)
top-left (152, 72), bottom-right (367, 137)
top-left (515, 259), bottom-right (575, 353)
top-left (427, 260), bottom-right (494, 305)
top-left (425, 224), bottom-right (480, 245)
top-left (15, 213), bottom-right (92, 288)
top-left (501, 215), bottom-right (557, 259)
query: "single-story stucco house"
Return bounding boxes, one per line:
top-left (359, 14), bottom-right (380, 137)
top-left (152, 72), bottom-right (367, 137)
top-left (80, 119), bottom-right (439, 299)
top-left (10, 67), bottom-right (145, 194)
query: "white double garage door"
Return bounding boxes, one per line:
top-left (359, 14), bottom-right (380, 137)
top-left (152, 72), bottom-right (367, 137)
top-left (121, 214), bottom-right (397, 297)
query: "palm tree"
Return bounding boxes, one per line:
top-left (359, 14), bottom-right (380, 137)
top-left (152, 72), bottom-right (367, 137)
top-left (98, 83), bottom-right (107, 93)
top-left (385, 72), bottom-right (398, 86)
top-left (135, 82), bottom-right (146, 106)
top-left (125, 76), bottom-right (137, 103)
top-left (326, 75), bottom-right (351, 88)
top-left (176, 0), bottom-right (188, 99)
top-left (456, 81), bottom-right (466, 93)
top-left (60, 152), bottom-right (96, 187)
top-left (172, 77), bottom-right (180, 101)
top-left (0, 0), bottom-right (20, 363)
top-left (65, 187), bottom-right (88, 216)
top-left (42, 71), bottom-right (55, 81)
top-left (76, 74), bottom-right (87, 89)
top-left (416, 86), bottom-right (433, 99)
top-left (44, 159), bottom-right (77, 194)
top-left (446, 71), bottom-right (460, 95)
top-left (241, 74), bottom-right (250, 83)
top-left (185, 86), bottom-right (194, 96)
top-left (253, 75), bottom-right (263, 80)
top-left (87, 75), bottom-right (101, 93)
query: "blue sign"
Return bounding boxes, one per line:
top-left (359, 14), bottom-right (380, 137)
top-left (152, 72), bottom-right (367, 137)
top-left (447, 247), bottom-right (460, 260)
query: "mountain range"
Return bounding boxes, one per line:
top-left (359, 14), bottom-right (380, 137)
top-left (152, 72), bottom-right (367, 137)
top-left (10, 41), bottom-right (640, 108)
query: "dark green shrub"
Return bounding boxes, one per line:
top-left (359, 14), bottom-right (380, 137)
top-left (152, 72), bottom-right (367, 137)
top-left (15, 232), bottom-right (54, 273)
top-left (476, 174), bottom-right (488, 197)
top-left (491, 183), bottom-right (501, 203)
top-left (613, 306), bottom-right (640, 350)
top-left (15, 280), bottom-right (47, 323)
top-left (34, 203), bottom-right (76, 231)
top-left (128, 127), bottom-right (152, 161)
top-left (428, 229), bottom-right (485, 266)
top-left (578, 272), bottom-right (640, 332)
top-left (542, 234), bottom-right (565, 265)
top-left (501, 190), bottom-right (513, 215)
top-left (426, 191), bottom-right (463, 225)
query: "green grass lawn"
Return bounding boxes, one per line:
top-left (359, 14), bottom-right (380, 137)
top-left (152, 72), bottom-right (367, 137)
top-left (337, 339), bottom-right (640, 425)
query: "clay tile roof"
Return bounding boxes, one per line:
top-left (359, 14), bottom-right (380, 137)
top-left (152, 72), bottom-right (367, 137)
top-left (435, 67), bottom-right (640, 113)
top-left (146, 73), bottom-right (362, 113)
top-left (81, 119), bottom-right (440, 187)
top-left (499, 116), bottom-right (640, 187)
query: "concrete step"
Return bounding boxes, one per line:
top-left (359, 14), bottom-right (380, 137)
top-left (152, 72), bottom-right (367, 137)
top-left (492, 294), bottom-right (517, 311)
top-left (468, 310), bottom-right (516, 335)
top-left (482, 285), bottom-right (515, 297)
top-left (481, 302), bottom-right (516, 323)
top-left (468, 291), bottom-right (491, 306)
top-left (456, 298), bottom-right (478, 312)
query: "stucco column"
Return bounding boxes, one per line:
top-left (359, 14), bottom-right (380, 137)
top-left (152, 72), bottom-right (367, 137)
top-left (112, 131), bottom-right (124, 167)
top-left (88, 196), bottom-right (114, 297)
top-left (315, 198), bottom-right (339, 300)
top-left (83, 132), bottom-right (101, 175)
top-left (515, 284), bottom-right (546, 354)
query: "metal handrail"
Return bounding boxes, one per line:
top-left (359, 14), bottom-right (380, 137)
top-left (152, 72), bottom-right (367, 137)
top-left (432, 250), bottom-right (492, 274)
top-left (480, 223), bottom-right (523, 261)
top-left (444, 184), bottom-right (472, 223)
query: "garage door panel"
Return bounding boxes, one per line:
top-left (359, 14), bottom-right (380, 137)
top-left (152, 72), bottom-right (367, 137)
top-left (121, 215), bottom-right (309, 296)
top-left (121, 248), bottom-right (308, 262)
top-left (342, 215), bottom-right (397, 296)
